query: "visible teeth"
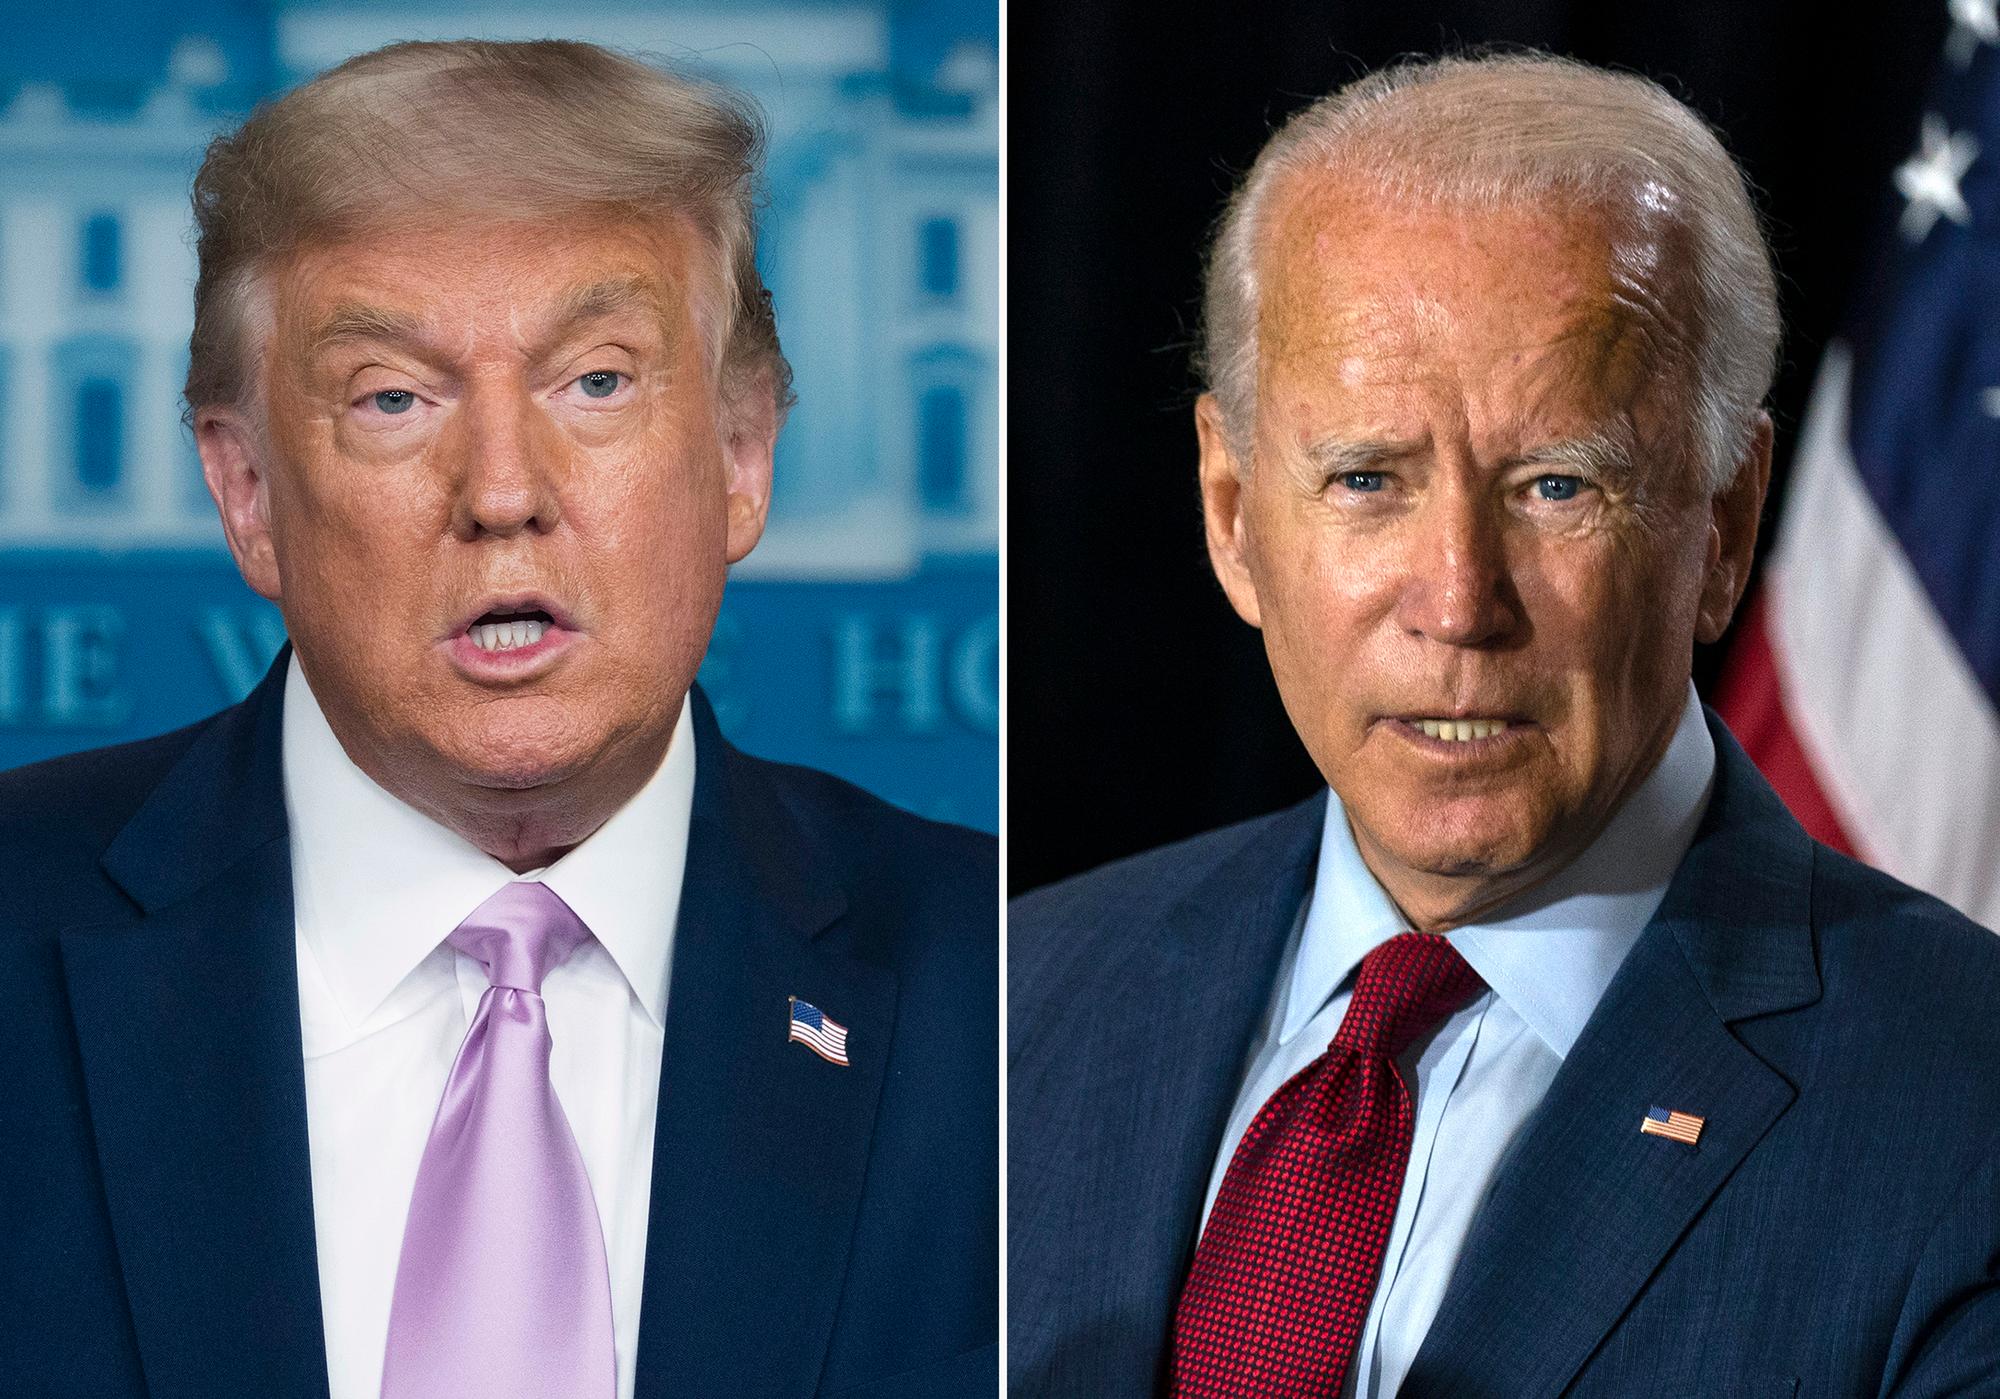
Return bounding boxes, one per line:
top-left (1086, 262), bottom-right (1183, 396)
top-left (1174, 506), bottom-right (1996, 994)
top-left (1416, 718), bottom-right (1509, 741)
top-left (470, 619), bottom-right (549, 652)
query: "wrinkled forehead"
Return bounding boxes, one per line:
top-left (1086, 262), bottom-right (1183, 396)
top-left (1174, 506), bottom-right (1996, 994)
top-left (1254, 168), bottom-right (1696, 411)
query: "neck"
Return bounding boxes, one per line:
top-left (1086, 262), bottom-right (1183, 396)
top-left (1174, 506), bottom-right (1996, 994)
top-left (323, 710), bottom-right (677, 875)
top-left (1351, 828), bottom-right (1582, 934)
top-left (419, 730), bottom-right (673, 873)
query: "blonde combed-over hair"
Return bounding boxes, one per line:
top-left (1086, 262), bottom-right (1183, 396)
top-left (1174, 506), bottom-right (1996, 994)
top-left (184, 38), bottom-right (792, 423)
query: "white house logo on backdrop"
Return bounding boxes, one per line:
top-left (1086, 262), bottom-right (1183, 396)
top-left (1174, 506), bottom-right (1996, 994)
top-left (0, 1), bottom-right (998, 829)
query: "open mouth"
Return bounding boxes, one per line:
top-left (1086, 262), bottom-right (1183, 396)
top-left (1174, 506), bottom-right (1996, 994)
top-left (1408, 717), bottom-right (1513, 742)
top-left (1379, 713), bottom-right (1534, 751)
top-left (465, 607), bottom-right (555, 653)
top-left (443, 595), bottom-right (576, 676)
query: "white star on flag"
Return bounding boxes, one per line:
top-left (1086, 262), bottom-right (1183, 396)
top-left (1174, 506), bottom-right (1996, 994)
top-left (1982, 386), bottom-right (2000, 417)
top-left (1948, 0), bottom-right (1999, 67)
top-left (1895, 113), bottom-right (1980, 242)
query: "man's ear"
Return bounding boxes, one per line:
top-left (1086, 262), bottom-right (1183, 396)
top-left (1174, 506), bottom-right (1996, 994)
top-left (1695, 410), bottom-right (1774, 645)
top-left (721, 376), bottom-right (779, 565)
top-left (196, 406), bottom-right (283, 602)
top-left (1196, 393), bottom-right (1264, 628)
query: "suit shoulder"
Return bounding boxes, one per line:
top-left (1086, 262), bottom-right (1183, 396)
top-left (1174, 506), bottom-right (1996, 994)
top-left (0, 717), bottom-right (212, 856)
top-left (0, 715), bottom-right (223, 948)
top-left (1011, 801), bottom-right (1312, 934)
top-left (1810, 843), bottom-right (2000, 1021)
top-left (752, 750), bottom-right (993, 869)
top-left (1007, 799), bottom-right (1319, 1008)
top-left (1781, 844), bottom-right (2000, 1144)
top-left (744, 749), bottom-right (995, 940)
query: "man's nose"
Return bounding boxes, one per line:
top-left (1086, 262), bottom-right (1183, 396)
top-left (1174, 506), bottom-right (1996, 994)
top-left (1393, 486), bottom-right (1519, 647)
top-left (446, 384), bottom-right (563, 540)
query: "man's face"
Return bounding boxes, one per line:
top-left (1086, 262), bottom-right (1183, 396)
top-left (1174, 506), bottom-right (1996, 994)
top-left (205, 214), bottom-right (772, 808)
top-left (1199, 176), bottom-right (1766, 922)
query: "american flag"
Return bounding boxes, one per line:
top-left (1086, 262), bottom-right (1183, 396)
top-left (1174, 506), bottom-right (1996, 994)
top-left (788, 997), bottom-right (851, 1066)
top-left (1714, 0), bottom-right (2000, 932)
top-left (1639, 1106), bottom-right (1705, 1146)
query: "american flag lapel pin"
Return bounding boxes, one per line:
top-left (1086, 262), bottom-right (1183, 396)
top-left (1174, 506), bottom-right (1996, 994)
top-left (1639, 1105), bottom-right (1704, 1146)
top-left (788, 995), bottom-right (851, 1066)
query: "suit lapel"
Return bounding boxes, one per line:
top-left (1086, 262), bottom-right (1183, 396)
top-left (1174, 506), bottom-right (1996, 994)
top-left (632, 693), bottom-right (886, 1399)
top-left (1406, 718), bottom-right (1822, 1398)
top-left (59, 655), bottom-right (331, 1399)
top-left (1024, 796), bottom-right (1322, 1393)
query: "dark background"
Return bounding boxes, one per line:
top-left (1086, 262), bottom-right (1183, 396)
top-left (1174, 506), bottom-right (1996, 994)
top-left (1009, 0), bottom-right (1952, 894)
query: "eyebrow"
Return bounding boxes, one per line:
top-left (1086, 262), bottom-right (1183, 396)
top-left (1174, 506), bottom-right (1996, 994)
top-left (304, 275), bottom-right (673, 362)
top-left (1301, 430), bottom-right (1638, 480)
top-left (547, 276), bottom-right (670, 333)
top-left (1303, 437), bottom-right (1427, 477)
top-left (306, 303), bottom-right (425, 357)
top-left (1510, 430), bottom-right (1638, 481)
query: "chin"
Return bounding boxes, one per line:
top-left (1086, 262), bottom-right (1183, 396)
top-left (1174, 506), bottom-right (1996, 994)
top-left (456, 758), bottom-right (577, 793)
top-left (1394, 840), bottom-right (1525, 882)
top-left (443, 746), bottom-right (587, 793)
top-left (1366, 797), bottom-right (1552, 882)
top-left (427, 704), bottom-right (602, 793)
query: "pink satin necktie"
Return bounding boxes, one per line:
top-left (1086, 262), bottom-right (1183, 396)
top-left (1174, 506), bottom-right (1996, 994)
top-left (380, 881), bottom-right (617, 1399)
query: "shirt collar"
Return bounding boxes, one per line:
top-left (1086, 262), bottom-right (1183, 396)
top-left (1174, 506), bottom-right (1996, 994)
top-left (1283, 683), bottom-right (1715, 1058)
top-left (282, 651), bottom-right (694, 1035)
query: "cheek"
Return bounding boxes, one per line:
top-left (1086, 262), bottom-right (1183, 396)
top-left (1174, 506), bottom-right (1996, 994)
top-left (272, 395), bottom-right (435, 528)
top-left (590, 430), bottom-right (724, 540)
top-left (573, 441), bottom-right (729, 607)
top-left (271, 452), bottom-right (444, 612)
top-left (1513, 539), bottom-right (1615, 665)
top-left (1519, 523), bottom-right (1705, 715)
top-left (1250, 529), bottom-right (1338, 664)
top-left (1248, 489), bottom-right (1385, 626)
top-left (1248, 524), bottom-right (1404, 745)
top-left (1605, 515), bottom-right (1710, 644)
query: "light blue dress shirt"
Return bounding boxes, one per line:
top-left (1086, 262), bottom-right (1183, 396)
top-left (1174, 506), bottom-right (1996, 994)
top-left (1198, 685), bottom-right (1716, 1399)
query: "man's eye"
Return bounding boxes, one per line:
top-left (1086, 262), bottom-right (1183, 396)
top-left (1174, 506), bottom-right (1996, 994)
top-left (1534, 474), bottom-right (1584, 501)
top-left (1336, 471), bottom-right (1386, 493)
top-left (371, 389), bottom-right (415, 415)
top-left (577, 370), bottom-right (624, 399)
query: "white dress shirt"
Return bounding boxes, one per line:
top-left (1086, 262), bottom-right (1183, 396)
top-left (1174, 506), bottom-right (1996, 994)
top-left (1200, 685), bottom-right (1716, 1399)
top-left (282, 654), bottom-right (694, 1399)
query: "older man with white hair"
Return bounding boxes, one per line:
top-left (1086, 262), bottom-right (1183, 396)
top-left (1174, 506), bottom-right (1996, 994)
top-left (1011, 53), bottom-right (2000, 1398)
top-left (0, 39), bottom-right (996, 1399)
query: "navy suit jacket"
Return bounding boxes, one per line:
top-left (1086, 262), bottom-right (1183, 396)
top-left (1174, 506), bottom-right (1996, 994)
top-left (1010, 712), bottom-right (2000, 1397)
top-left (0, 653), bottom-right (996, 1399)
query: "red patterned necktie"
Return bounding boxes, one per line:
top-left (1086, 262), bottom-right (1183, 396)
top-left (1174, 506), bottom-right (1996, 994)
top-left (1170, 931), bottom-right (1485, 1399)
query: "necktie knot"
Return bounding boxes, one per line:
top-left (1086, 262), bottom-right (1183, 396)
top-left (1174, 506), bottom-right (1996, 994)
top-left (1332, 931), bottom-right (1484, 1061)
top-left (446, 880), bottom-right (591, 993)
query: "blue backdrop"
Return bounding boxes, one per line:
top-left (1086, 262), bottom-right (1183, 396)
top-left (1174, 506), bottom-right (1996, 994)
top-left (0, 0), bottom-right (997, 831)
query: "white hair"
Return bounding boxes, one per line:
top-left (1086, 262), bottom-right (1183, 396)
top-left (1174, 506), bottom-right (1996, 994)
top-left (1199, 52), bottom-right (1780, 494)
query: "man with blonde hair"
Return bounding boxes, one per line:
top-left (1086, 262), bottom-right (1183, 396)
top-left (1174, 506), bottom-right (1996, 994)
top-left (1, 39), bottom-right (995, 1399)
top-left (1012, 53), bottom-right (2000, 1397)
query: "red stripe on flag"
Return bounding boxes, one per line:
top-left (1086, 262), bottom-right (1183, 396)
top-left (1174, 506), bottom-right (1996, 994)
top-left (1713, 590), bottom-right (1859, 858)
